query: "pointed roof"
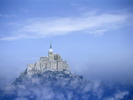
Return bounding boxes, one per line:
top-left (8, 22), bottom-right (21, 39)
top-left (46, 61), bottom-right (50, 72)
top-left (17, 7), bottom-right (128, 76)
top-left (50, 41), bottom-right (52, 49)
top-left (49, 41), bottom-right (53, 53)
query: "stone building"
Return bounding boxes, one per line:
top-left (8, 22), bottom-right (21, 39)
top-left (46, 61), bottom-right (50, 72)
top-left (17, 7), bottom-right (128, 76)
top-left (26, 43), bottom-right (69, 76)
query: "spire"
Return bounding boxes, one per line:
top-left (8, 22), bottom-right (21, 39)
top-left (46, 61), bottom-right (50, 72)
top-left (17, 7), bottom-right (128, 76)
top-left (50, 41), bottom-right (52, 49)
top-left (49, 40), bottom-right (53, 53)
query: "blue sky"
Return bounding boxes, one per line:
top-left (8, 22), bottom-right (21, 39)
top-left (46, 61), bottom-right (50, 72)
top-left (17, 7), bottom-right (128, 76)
top-left (0, 0), bottom-right (133, 85)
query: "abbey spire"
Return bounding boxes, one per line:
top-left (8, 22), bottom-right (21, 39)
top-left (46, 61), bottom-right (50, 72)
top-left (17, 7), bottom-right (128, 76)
top-left (49, 41), bottom-right (53, 54)
top-left (48, 41), bottom-right (54, 61)
top-left (50, 41), bottom-right (52, 49)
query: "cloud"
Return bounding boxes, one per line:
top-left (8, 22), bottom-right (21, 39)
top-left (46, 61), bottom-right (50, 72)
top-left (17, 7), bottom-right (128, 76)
top-left (0, 11), bottom-right (130, 41)
top-left (0, 14), bottom-right (16, 18)
top-left (105, 91), bottom-right (128, 100)
top-left (0, 70), bottom-right (132, 100)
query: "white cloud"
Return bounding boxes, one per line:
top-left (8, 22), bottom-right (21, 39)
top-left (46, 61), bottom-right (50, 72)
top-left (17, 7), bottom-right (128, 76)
top-left (105, 91), bottom-right (128, 100)
top-left (0, 11), bottom-right (130, 41)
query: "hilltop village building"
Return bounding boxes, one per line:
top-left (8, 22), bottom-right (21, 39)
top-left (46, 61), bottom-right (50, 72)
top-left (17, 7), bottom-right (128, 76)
top-left (26, 44), bottom-right (69, 75)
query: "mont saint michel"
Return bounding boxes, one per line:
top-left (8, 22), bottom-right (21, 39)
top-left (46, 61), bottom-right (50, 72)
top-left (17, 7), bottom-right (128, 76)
top-left (0, 43), bottom-right (132, 100)
top-left (26, 43), bottom-right (69, 76)
top-left (0, 0), bottom-right (133, 100)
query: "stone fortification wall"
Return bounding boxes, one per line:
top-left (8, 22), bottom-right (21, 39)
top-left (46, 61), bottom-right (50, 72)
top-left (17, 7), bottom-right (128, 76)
top-left (26, 54), bottom-right (69, 76)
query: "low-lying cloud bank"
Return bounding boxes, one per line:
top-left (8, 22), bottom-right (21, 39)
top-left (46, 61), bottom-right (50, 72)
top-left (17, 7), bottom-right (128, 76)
top-left (0, 11), bottom-right (131, 41)
top-left (0, 71), bottom-right (133, 100)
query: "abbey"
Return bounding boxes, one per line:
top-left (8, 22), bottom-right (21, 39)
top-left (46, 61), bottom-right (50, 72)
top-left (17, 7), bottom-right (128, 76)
top-left (26, 44), bottom-right (69, 76)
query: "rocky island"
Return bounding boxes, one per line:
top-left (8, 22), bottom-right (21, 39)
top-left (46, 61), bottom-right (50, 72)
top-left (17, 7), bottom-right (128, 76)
top-left (0, 44), bottom-right (132, 100)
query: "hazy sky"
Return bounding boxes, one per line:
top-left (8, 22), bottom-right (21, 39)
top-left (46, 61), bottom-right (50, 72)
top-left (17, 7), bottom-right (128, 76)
top-left (0, 0), bottom-right (133, 85)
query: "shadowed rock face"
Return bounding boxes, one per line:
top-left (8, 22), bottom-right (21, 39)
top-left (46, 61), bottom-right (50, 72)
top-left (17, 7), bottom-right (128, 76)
top-left (0, 71), bottom-right (133, 100)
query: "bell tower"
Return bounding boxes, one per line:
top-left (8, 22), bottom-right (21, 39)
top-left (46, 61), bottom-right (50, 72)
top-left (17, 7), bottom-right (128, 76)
top-left (48, 42), bottom-right (54, 60)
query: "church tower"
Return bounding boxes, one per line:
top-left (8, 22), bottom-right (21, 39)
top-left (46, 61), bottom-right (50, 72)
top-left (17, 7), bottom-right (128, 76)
top-left (48, 42), bottom-right (54, 60)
